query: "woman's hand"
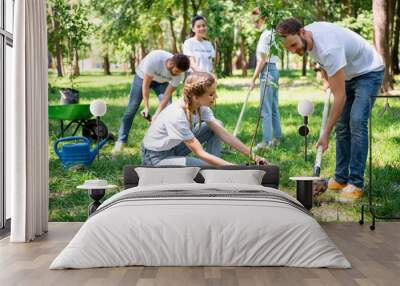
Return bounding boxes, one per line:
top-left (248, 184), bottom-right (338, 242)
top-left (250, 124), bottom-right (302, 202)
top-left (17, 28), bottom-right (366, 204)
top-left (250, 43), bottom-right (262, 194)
top-left (249, 79), bottom-right (257, 90)
top-left (255, 155), bottom-right (268, 165)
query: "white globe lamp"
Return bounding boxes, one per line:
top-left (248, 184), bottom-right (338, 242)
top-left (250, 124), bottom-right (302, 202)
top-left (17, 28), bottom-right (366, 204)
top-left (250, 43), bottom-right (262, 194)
top-left (90, 100), bottom-right (107, 162)
top-left (297, 100), bottom-right (314, 117)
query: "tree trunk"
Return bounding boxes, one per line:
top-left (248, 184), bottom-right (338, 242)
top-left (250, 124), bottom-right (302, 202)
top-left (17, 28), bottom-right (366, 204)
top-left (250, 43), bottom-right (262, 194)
top-left (73, 49), bottom-right (80, 76)
top-left (168, 11), bottom-right (178, 53)
top-left (373, 0), bottom-right (394, 91)
top-left (223, 45), bottom-right (233, 76)
top-left (103, 54), bottom-right (111, 75)
top-left (240, 34), bottom-right (247, 76)
top-left (190, 0), bottom-right (202, 15)
top-left (286, 49), bottom-right (289, 70)
top-left (302, 53), bottom-right (307, 76)
top-left (140, 42), bottom-right (147, 61)
top-left (314, 0), bottom-right (325, 21)
top-left (280, 50), bottom-right (284, 70)
top-left (181, 0), bottom-right (189, 43)
top-left (48, 51), bottom-right (53, 68)
top-left (158, 21), bottom-right (164, 49)
top-left (55, 42), bottom-right (63, 77)
top-left (341, 0), bottom-right (351, 19)
top-left (392, 0), bottom-right (400, 74)
top-left (214, 39), bottom-right (220, 74)
top-left (129, 46), bottom-right (136, 75)
top-left (135, 45), bottom-right (140, 67)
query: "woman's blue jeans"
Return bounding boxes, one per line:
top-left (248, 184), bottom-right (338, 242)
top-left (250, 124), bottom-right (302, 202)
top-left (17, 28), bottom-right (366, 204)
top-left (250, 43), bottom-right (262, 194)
top-left (259, 63), bottom-right (282, 143)
top-left (117, 75), bottom-right (169, 143)
top-left (141, 122), bottom-right (222, 166)
top-left (334, 69), bottom-right (384, 188)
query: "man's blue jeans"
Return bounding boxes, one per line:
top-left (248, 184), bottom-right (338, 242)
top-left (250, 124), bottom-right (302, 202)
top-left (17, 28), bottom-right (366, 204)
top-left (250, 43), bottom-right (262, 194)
top-left (335, 69), bottom-right (384, 188)
top-left (117, 75), bottom-right (169, 143)
top-left (141, 122), bottom-right (222, 166)
top-left (259, 63), bottom-right (282, 142)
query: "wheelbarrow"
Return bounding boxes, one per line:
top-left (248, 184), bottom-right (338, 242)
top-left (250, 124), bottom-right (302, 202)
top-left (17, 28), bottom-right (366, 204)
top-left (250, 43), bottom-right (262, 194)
top-left (48, 104), bottom-right (111, 141)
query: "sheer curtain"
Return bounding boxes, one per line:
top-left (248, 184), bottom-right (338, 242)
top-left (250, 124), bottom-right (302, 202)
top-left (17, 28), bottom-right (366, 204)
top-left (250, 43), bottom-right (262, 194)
top-left (8, 0), bottom-right (48, 242)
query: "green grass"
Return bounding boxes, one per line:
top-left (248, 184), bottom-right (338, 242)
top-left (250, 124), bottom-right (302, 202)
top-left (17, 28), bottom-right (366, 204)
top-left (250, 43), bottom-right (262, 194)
top-left (48, 70), bottom-right (400, 222)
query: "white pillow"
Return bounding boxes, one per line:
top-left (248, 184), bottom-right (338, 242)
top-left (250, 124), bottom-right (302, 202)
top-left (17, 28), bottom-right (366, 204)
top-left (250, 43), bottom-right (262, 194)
top-left (200, 169), bottom-right (266, 185)
top-left (135, 167), bottom-right (200, 186)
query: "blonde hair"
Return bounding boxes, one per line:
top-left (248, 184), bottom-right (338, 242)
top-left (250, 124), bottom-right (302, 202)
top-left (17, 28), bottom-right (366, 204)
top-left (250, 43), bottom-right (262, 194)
top-left (183, 72), bottom-right (216, 129)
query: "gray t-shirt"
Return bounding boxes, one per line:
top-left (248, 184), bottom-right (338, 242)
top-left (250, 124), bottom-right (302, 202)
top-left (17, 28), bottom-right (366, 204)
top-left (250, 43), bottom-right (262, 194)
top-left (305, 22), bottom-right (384, 80)
top-left (143, 99), bottom-right (216, 151)
top-left (256, 29), bottom-right (279, 64)
top-left (136, 50), bottom-right (184, 87)
top-left (183, 38), bottom-right (215, 72)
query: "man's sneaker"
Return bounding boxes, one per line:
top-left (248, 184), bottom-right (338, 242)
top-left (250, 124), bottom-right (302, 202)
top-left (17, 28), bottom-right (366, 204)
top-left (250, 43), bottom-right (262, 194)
top-left (339, 184), bottom-right (363, 202)
top-left (112, 141), bottom-right (126, 155)
top-left (327, 178), bottom-right (347, 192)
top-left (252, 141), bottom-right (272, 153)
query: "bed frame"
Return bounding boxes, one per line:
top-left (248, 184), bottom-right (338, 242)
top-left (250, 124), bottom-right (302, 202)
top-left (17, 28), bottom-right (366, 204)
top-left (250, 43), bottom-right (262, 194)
top-left (123, 165), bottom-right (280, 189)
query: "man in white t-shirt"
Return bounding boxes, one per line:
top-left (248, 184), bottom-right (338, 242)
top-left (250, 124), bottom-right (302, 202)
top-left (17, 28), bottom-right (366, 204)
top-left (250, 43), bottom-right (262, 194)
top-left (276, 18), bottom-right (384, 202)
top-left (113, 50), bottom-right (190, 154)
top-left (250, 7), bottom-right (282, 151)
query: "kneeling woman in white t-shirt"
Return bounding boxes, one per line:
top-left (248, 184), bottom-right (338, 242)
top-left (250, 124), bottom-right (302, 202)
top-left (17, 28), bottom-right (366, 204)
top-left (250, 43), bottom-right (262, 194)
top-left (141, 72), bottom-right (267, 166)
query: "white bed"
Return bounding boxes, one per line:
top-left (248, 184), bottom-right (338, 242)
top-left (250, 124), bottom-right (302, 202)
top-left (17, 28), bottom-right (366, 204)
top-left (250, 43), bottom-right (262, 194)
top-left (50, 178), bottom-right (351, 269)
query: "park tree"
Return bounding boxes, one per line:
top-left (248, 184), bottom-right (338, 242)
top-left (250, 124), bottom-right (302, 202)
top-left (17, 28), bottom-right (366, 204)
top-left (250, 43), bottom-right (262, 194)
top-left (47, 0), bottom-right (92, 79)
top-left (373, 0), bottom-right (395, 91)
top-left (392, 0), bottom-right (400, 75)
top-left (47, 0), bottom-right (69, 77)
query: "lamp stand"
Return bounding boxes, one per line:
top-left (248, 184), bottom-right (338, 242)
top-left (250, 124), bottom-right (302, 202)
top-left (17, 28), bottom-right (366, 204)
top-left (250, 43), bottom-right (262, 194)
top-left (304, 116), bottom-right (308, 162)
top-left (96, 116), bottom-right (100, 162)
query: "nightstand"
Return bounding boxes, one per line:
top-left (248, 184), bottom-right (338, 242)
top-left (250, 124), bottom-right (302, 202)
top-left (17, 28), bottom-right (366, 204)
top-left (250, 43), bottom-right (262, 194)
top-left (77, 179), bottom-right (117, 216)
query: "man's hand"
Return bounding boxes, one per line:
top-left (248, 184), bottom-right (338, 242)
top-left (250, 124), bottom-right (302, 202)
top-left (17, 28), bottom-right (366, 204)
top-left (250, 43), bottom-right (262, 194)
top-left (316, 133), bottom-right (329, 153)
top-left (142, 107), bottom-right (149, 117)
top-left (140, 108), bottom-right (152, 122)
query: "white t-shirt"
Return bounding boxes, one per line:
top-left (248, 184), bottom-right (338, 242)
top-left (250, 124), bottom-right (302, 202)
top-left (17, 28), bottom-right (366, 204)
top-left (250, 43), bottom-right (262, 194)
top-left (256, 29), bottom-right (279, 64)
top-left (136, 50), bottom-right (184, 87)
top-left (305, 22), bottom-right (384, 81)
top-left (143, 99), bottom-right (216, 151)
top-left (183, 38), bottom-right (215, 73)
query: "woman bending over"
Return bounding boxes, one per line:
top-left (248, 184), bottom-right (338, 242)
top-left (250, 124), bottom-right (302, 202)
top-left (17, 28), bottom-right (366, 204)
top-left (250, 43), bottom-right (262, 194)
top-left (141, 72), bottom-right (267, 166)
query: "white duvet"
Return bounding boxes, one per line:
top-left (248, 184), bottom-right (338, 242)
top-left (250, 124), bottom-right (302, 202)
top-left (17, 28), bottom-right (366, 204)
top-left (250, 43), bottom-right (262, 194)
top-left (50, 183), bottom-right (351, 269)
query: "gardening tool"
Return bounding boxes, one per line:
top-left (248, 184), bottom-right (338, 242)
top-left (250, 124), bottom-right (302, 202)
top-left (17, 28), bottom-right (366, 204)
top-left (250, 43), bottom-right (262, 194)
top-left (54, 136), bottom-right (109, 168)
top-left (233, 87), bottom-right (252, 137)
top-left (311, 89), bottom-right (332, 196)
top-left (313, 89), bottom-right (331, 177)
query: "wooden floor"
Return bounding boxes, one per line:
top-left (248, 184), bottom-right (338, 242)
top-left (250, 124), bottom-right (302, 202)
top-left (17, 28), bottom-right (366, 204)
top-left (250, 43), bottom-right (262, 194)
top-left (0, 222), bottom-right (399, 286)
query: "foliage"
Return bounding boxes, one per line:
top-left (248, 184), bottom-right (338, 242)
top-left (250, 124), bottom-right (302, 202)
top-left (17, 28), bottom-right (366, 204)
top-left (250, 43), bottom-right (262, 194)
top-left (204, 0), bottom-right (238, 76)
top-left (336, 10), bottom-right (374, 42)
top-left (47, 0), bottom-right (92, 82)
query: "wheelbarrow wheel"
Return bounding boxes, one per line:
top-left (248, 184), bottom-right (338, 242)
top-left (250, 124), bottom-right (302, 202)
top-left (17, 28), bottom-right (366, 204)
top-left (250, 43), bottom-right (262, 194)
top-left (82, 119), bottom-right (109, 141)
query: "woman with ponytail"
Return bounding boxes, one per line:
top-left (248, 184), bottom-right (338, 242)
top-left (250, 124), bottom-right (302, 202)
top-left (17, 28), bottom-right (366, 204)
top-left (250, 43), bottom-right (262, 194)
top-left (182, 15), bottom-right (216, 73)
top-left (141, 72), bottom-right (267, 166)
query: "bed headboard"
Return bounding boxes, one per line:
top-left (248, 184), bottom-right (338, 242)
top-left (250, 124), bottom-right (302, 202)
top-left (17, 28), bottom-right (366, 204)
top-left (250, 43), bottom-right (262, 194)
top-left (123, 165), bottom-right (280, 189)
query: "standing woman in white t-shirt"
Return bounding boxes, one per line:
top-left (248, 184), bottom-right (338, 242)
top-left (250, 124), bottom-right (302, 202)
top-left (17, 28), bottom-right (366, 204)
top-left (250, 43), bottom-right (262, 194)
top-left (183, 15), bottom-right (216, 73)
top-left (250, 8), bottom-right (282, 152)
top-left (141, 72), bottom-right (267, 166)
